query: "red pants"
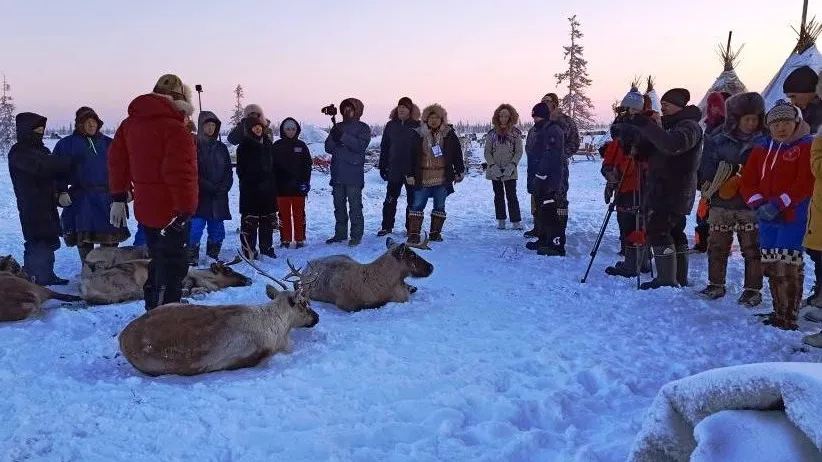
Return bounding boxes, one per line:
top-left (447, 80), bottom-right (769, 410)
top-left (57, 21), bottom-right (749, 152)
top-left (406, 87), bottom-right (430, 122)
top-left (277, 196), bottom-right (306, 243)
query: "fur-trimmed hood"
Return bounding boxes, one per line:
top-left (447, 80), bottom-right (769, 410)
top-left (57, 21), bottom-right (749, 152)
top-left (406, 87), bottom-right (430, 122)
top-left (341, 98), bottom-right (364, 120)
top-left (389, 104), bottom-right (421, 121)
top-left (491, 103), bottom-right (520, 130)
top-left (278, 117), bottom-right (302, 138)
top-left (723, 92), bottom-right (765, 134)
top-left (197, 111), bottom-right (221, 140)
top-left (421, 104), bottom-right (448, 126)
top-left (151, 87), bottom-right (193, 116)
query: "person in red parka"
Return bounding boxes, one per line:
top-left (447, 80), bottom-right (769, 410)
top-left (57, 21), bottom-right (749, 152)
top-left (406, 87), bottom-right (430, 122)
top-left (108, 74), bottom-right (198, 310)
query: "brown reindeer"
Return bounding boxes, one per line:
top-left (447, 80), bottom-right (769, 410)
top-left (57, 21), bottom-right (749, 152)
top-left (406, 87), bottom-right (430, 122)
top-left (303, 236), bottom-right (434, 312)
top-left (118, 254), bottom-right (319, 376)
top-left (81, 258), bottom-right (252, 305)
top-left (0, 255), bottom-right (82, 322)
top-left (82, 245), bottom-right (149, 273)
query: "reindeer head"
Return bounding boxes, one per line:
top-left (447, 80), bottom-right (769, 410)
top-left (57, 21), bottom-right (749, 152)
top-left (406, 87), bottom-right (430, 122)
top-left (0, 255), bottom-right (27, 279)
top-left (386, 237), bottom-right (434, 278)
top-left (208, 260), bottom-right (253, 287)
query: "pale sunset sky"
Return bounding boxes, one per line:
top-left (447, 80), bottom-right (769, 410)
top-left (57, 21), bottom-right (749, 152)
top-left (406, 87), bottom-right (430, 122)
top-left (0, 0), bottom-right (813, 128)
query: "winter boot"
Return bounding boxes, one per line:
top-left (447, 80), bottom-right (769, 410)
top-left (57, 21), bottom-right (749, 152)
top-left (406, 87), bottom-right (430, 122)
top-left (240, 215), bottom-right (260, 259)
top-left (802, 331), bottom-right (822, 348)
top-left (737, 227), bottom-right (763, 307)
top-left (511, 221), bottom-right (523, 230)
top-left (259, 213), bottom-right (276, 254)
top-left (524, 212), bottom-right (540, 238)
top-left (781, 263), bottom-right (803, 330)
top-left (763, 262), bottom-right (789, 329)
top-left (805, 281), bottom-right (822, 307)
top-left (675, 245), bottom-right (690, 287)
top-left (430, 211), bottom-right (446, 242)
top-left (737, 289), bottom-right (763, 307)
top-left (533, 197), bottom-right (565, 256)
top-left (406, 210), bottom-right (424, 245)
top-left (186, 245), bottom-right (200, 267)
top-left (640, 245), bottom-right (678, 290)
top-left (605, 245), bottom-right (641, 277)
top-left (206, 242), bottom-right (222, 260)
top-left (699, 284), bottom-right (726, 300)
top-left (497, 219), bottom-right (506, 230)
top-left (640, 246), bottom-right (653, 273)
top-left (377, 229), bottom-right (392, 237)
top-left (295, 241), bottom-right (305, 249)
top-left (260, 247), bottom-right (277, 258)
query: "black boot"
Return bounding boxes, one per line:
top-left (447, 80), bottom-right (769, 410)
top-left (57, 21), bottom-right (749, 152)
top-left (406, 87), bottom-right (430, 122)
top-left (206, 242), bottom-right (221, 260)
top-left (534, 197), bottom-right (565, 256)
top-left (640, 245), bottom-right (678, 290)
top-left (606, 246), bottom-right (641, 277)
top-left (675, 245), bottom-right (690, 287)
top-left (186, 245), bottom-right (199, 266)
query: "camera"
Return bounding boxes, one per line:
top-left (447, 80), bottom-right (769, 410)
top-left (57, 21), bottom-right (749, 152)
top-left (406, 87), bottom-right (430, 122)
top-left (195, 84), bottom-right (203, 92)
top-left (321, 104), bottom-right (337, 117)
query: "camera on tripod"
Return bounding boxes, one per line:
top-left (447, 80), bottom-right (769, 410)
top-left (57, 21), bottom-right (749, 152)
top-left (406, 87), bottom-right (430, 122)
top-left (321, 104), bottom-right (337, 117)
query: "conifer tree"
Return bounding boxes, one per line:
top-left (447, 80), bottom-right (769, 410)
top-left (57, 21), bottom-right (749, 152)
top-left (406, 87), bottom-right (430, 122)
top-left (0, 74), bottom-right (15, 156)
top-left (554, 15), bottom-right (596, 128)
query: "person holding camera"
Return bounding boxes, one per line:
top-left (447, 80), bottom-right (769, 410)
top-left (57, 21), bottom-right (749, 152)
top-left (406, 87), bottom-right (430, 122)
top-left (697, 92), bottom-right (765, 306)
top-left (741, 100), bottom-right (813, 330)
top-left (621, 88), bottom-right (703, 289)
top-left (227, 103), bottom-right (273, 145)
top-left (108, 74), bottom-right (198, 310)
top-left (524, 102), bottom-right (566, 256)
top-left (406, 104), bottom-right (465, 244)
top-left (377, 97), bottom-right (421, 237)
top-left (542, 93), bottom-right (580, 235)
top-left (54, 107), bottom-right (130, 265)
top-left (484, 103), bottom-right (523, 230)
top-left (602, 85), bottom-right (653, 277)
top-left (324, 98), bottom-right (371, 246)
top-left (237, 116), bottom-right (278, 259)
top-left (272, 117), bottom-right (312, 248)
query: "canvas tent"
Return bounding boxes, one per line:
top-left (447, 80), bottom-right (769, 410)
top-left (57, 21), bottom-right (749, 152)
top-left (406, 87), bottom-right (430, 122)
top-left (761, 5), bottom-right (822, 110)
top-left (697, 31), bottom-right (748, 117)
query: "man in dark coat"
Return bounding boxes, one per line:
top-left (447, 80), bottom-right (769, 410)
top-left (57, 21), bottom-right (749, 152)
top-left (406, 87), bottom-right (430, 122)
top-left (108, 74), bottom-right (199, 310)
top-left (188, 111), bottom-right (233, 264)
top-left (236, 117), bottom-right (278, 259)
top-left (324, 97), bottom-right (371, 246)
top-left (525, 103), bottom-right (567, 256)
top-left (623, 88), bottom-right (703, 289)
top-left (377, 96), bottom-right (421, 236)
top-left (543, 93), bottom-right (581, 230)
top-left (783, 66), bottom-right (821, 134)
top-left (226, 104), bottom-right (274, 145)
top-left (8, 112), bottom-right (77, 285)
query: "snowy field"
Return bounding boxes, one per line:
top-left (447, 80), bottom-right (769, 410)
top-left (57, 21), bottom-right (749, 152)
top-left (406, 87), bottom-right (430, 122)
top-left (1, 140), bottom-right (821, 462)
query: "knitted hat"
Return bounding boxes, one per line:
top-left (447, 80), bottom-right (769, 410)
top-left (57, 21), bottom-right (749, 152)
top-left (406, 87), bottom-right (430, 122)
top-left (660, 88), bottom-right (690, 108)
top-left (397, 97), bottom-right (414, 111)
top-left (765, 99), bottom-right (802, 125)
top-left (531, 102), bottom-right (550, 119)
top-left (620, 86), bottom-right (645, 111)
top-left (783, 66), bottom-right (819, 94)
top-left (75, 106), bottom-right (103, 129)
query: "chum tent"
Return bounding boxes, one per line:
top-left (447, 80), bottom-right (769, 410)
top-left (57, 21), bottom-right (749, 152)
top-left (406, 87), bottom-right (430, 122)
top-left (697, 31), bottom-right (748, 118)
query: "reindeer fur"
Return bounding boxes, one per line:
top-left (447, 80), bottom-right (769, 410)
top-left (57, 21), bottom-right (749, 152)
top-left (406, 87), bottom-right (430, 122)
top-left (304, 238), bottom-right (433, 312)
top-left (0, 256), bottom-right (82, 322)
top-left (119, 284), bottom-right (319, 376)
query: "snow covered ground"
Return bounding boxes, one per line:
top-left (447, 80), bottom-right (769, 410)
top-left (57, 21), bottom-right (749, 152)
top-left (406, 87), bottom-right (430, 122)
top-left (1, 143), bottom-right (821, 461)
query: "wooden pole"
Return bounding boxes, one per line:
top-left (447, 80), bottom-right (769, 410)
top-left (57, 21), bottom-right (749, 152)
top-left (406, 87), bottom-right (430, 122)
top-left (726, 31), bottom-right (733, 53)
top-left (801, 0), bottom-right (808, 35)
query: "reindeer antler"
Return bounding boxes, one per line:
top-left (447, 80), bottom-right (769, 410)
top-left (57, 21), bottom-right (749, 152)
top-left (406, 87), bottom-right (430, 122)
top-left (283, 259), bottom-right (318, 298)
top-left (405, 231), bottom-right (432, 250)
top-left (236, 249), bottom-right (289, 291)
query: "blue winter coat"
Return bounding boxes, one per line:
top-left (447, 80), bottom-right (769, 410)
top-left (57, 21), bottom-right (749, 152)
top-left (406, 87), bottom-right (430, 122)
top-left (195, 111), bottom-right (233, 220)
top-left (325, 112), bottom-right (371, 188)
top-left (525, 119), bottom-right (565, 196)
top-left (54, 130), bottom-right (124, 239)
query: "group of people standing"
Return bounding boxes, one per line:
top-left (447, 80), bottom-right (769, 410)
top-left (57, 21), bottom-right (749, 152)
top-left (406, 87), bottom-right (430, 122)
top-left (599, 65), bottom-right (822, 349)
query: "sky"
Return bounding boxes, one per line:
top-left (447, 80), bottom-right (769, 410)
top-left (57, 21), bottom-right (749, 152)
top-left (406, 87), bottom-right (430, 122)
top-left (0, 0), bottom-right (814, 129)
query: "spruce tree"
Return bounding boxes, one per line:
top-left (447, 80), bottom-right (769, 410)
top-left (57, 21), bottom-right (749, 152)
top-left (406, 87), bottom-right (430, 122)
top-left (554, 15), bottom-right (596, 128)
top-left (0, 74), bottom-right (15, 156)
top-left (230, 84), bottom-right (244, 126)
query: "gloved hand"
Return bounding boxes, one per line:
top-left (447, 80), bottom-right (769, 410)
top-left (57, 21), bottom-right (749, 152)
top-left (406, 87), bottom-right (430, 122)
top-left (405, 176), bottom-right (415, 186)
top-left (109, 202), bottom-right (128, 228)
top-left (298, 183), bottom-right (311, 195)
top-left (454, 172), bottom-right (465, 183)
top-left (379, 169), bottom-right (389, 181)
top-left (58, 192), bottom-right (72, 208)
top-left (756, 202), bottom-right (781, 222)
top-left (330, 125), bottom-right (342, 144)
top-left (604, 184), bottom-right (614, 204)
top-left (161, 214), bottom-right (191, 238)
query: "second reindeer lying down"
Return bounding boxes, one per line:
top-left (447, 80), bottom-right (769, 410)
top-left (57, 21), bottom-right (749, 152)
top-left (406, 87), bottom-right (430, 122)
top-left (0, 255), bottom-right (83, 322)
top-left (118, 256), bottom-right (319, 376)
top-left (303, 236), bottom-right (434, 312)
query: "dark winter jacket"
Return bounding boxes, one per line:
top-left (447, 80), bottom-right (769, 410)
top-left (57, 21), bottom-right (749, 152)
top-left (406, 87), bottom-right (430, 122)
top-left (324, 98), bottom-right (371, 187)
top-left (525, 119), bottom-right (566, 196)
top-left (272, 118), bottom-right (312, 197)
top-left (53, 129), bottom-right (124, 239)
top-left (801, 96), bottom-right (821, 134)
top-left (551, 111), bottom-right (581, 159)
top-left (194, 111), bottom-right (233, 220)
top-left (409, 121), bottom-right (465, 194)
top-left (379, 105), bottom-right (422, 183)
top-left (8, 112), bottom-right (74, 242)
top-left (108, 94), bottom-right (199, 229)
top-left (227, 117), bottom-right (274, 145)
top-left (630, 105), bottom-right (704, 215)
top-left (236, 119), bottom-right (277, 215)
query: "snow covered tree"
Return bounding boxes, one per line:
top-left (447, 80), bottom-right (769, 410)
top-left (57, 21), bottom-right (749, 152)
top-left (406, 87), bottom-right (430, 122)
top-left (0, 74), bottom-right (15, 157)
top-left (554, 15), bottom-right (596, 129)
top-left (230, 84), bottom-right (244, 126)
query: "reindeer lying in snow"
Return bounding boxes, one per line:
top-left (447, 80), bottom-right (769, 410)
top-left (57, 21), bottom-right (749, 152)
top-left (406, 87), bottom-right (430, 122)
top-left (80, 255), bottom-right (253, 305)
top-left (119, 255), bottom-right (319, 376)
top-left (0, 255), bottom-right (82, 322)
top-left (82, 245), bottom-right (149, 273)
top-left (303, 235), bottom-right (434, 312)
